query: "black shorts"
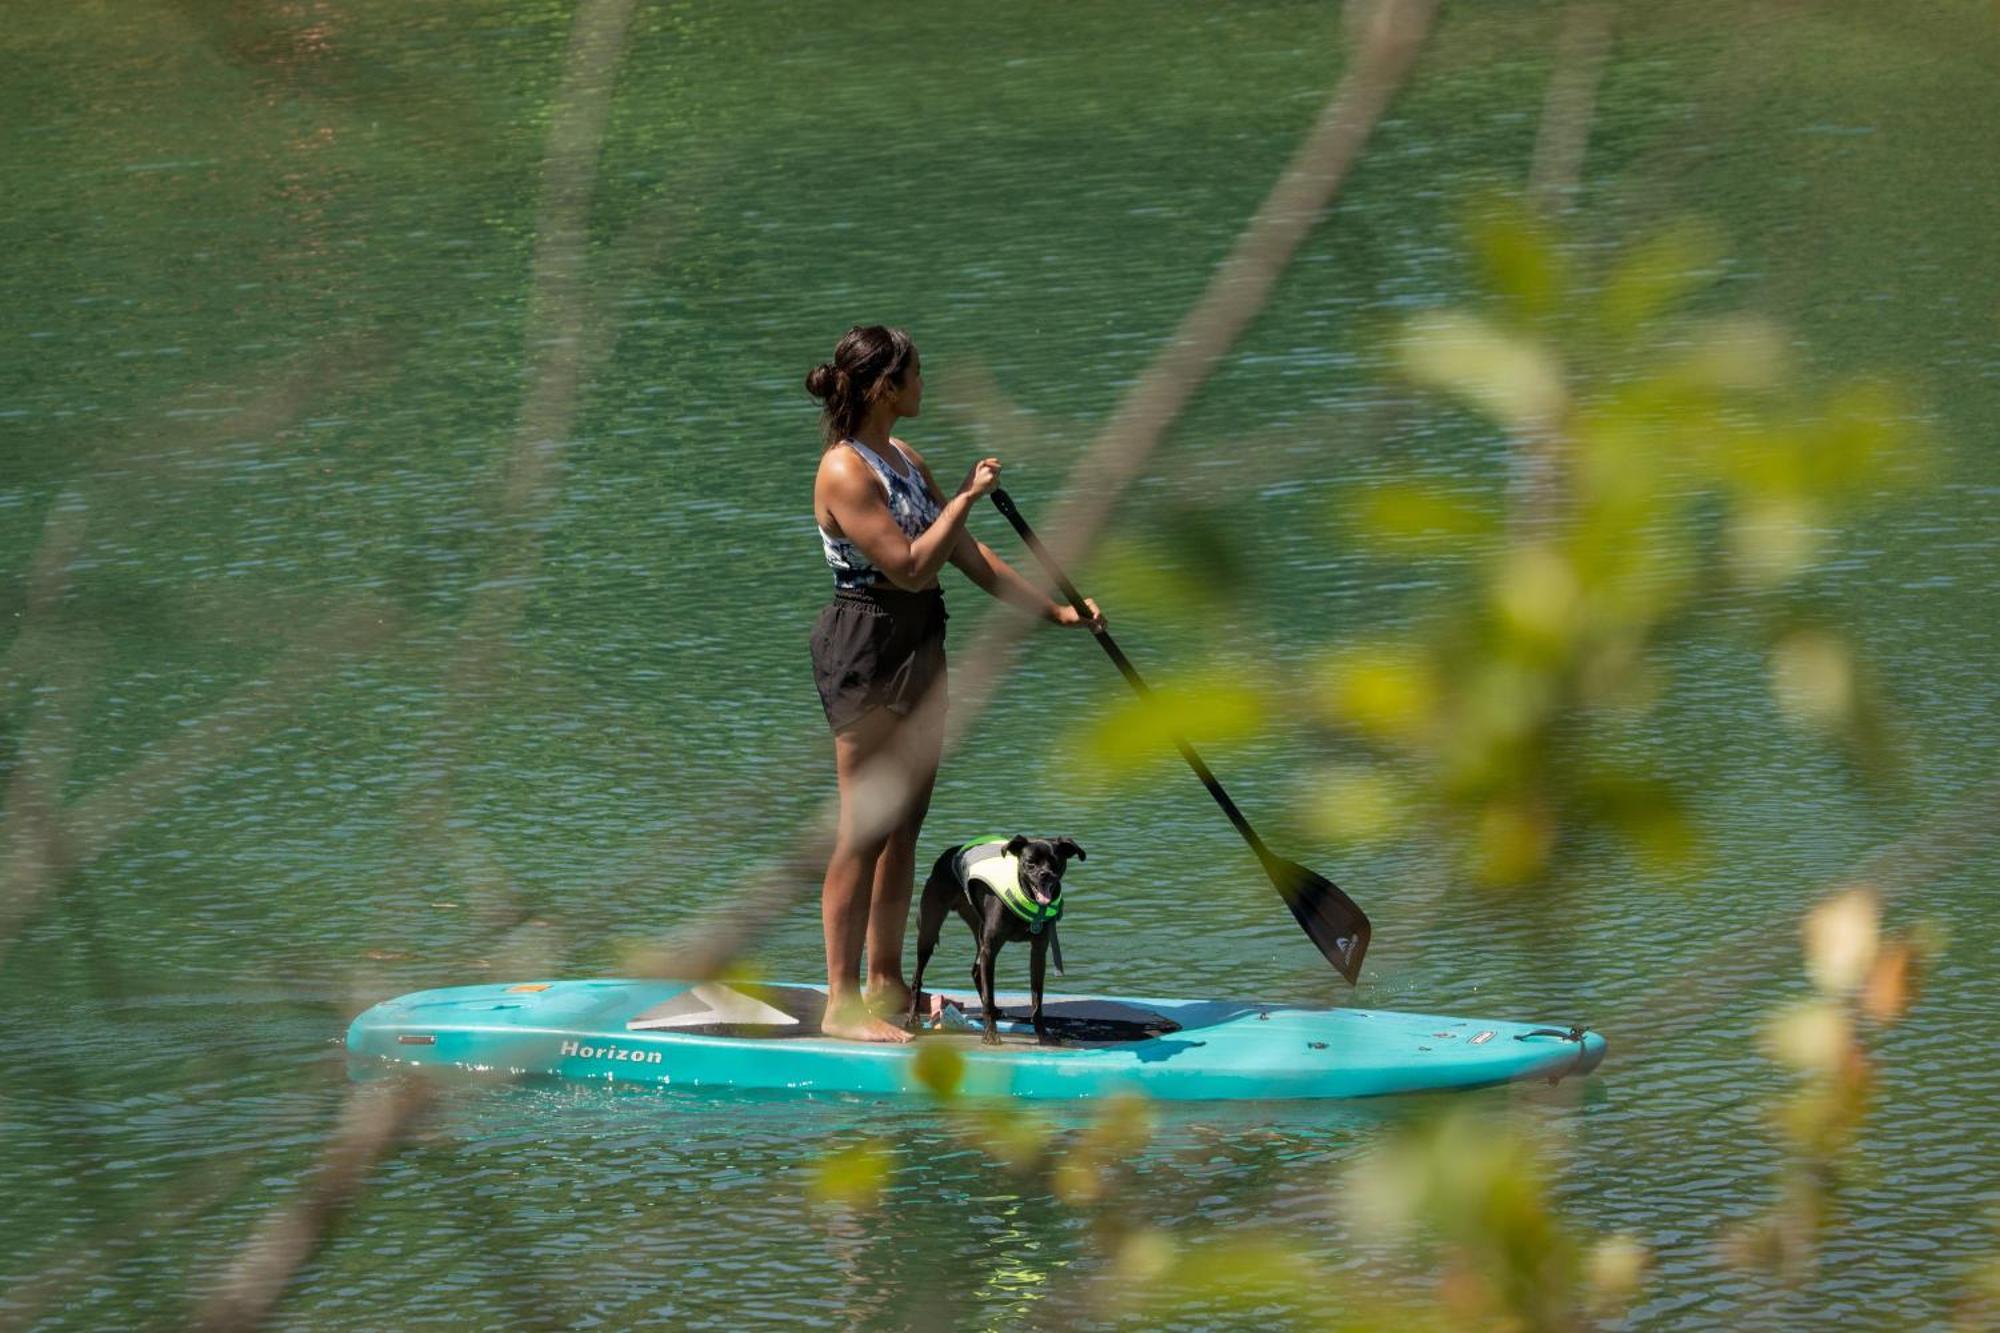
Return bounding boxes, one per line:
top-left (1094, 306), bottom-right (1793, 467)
top-left (810, 585), bottom-right (948, 732)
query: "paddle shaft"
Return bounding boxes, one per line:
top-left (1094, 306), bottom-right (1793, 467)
top-left (990, 489), bottom-right (1276, 869)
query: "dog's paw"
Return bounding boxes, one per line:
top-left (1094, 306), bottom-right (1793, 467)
top-left (980, 1031), bottom-right (1001, 1046)
top-left (1037, 1032), bottom-right (1063, 1048)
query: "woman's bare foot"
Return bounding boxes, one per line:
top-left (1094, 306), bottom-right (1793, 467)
top-left (864, 977), bottom-right (912, 1019)
top-left (821, 996), bottom-right (913, 1043)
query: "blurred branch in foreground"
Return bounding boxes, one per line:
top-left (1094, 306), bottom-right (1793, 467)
top-left (191, 0), bottom-right (642, 1322)
top-left (1530, 0), bottom-right (1616, 216)
top-left (194, 1079), bottom-right (437, 1333)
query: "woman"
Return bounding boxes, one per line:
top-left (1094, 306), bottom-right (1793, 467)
top-left (806, 325), bottom-right (1101, 1042)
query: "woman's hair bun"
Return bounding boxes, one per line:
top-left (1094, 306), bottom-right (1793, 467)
top-left (808, 326), bottom-right (915, 445)
top-left (805, 361), bottom-right (840, 399)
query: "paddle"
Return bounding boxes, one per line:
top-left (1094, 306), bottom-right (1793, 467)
top-left (989, 489), bottom-right (1372, 984)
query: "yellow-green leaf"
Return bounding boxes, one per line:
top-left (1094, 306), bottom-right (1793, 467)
top-left (1467, 195), bottom-right (1568, 321)
top-left (1597, 218), bottom-right (1724, 334)
top-left (1400, 309), bottom-right (1567, 428)
top-left (1304, 765), bottom-right (1410, 845)
top-left (910, 1040), bottom-right (964, 1098)
top-left (1351, 483), bottom-right (1498, 549)
top-left (1076, 674), bottom-right (1267, 782)
top-left (810, 1139), bottom-right (893, 1208)
top-left (1317, 646), bottom-right (1440, 744)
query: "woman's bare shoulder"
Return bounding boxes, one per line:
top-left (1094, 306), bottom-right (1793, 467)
top-left (890, 438), bottom-right (946, 492)
top-left (817, 441), bottom-right (866, 478)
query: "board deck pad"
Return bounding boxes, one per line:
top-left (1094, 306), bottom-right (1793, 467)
top-left (347, 978), bottom-right (1607, 1101)
top-left (627, 982), bottom-right (817, 1034)
top-left (621, 983), bottom-right (1181, 1044)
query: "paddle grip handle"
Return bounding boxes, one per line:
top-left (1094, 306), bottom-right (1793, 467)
top-left (988, 489), bottom-right (1270, 861)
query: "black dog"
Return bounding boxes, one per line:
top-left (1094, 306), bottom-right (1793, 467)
top-left (909, 836), bottom-right (1084, 1045)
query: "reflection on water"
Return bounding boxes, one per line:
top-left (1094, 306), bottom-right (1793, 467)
top-left (2, 0), bottom-right (1996, 1327)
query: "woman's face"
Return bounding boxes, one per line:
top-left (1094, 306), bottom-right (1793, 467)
top-left (887, 356), bottom-right (923, 418)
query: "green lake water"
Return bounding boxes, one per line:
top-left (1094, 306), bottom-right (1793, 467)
top-left (3, 1), bottom-right (1996, 1327)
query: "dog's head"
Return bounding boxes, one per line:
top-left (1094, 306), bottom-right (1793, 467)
top-left (1003, 835), bottom-right (1085, 908)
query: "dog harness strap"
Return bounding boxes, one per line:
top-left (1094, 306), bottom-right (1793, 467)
top-left (956, 840), bottom-right (1063, 932)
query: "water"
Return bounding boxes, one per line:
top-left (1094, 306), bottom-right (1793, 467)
top-left (4, 1), bottom-right (1997, 1327)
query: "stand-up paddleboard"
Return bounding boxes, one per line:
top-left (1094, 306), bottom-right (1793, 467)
top-left (346, 979), bottom-right (1605, 1101)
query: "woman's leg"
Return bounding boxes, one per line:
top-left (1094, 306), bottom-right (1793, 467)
top-left (821, 705), bottom-right (915, 1043)
top-left (864, 686), bottom-right (947, 1012)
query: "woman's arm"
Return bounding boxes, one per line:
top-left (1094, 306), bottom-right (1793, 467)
top-left (947, 533), bottom-right (1075, 621)
top-left (817, 447), bottom-right (999, 591)
top-left (897, 445), bottom-right (1104, 629)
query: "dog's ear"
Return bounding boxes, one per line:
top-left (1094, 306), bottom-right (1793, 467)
top-left (1004, 834), bottom-right (1030, 858)
top-left (1054, 837), bottom-right (1086, 863)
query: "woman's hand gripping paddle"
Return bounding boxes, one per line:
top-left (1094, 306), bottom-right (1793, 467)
top-left (990, 489), bottom-right (1371, 984)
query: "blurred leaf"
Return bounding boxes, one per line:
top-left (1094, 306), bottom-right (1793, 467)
top-left (911, 1040), bottom-right (964, 1098)
top-left (1720, 1212), bottom-right (1808, 1278)
top-left (1575, 636), bottom-right (1664, 714)
top-left (1775, 1068), bottom-right (1871, 1158)
top-left (1811, 379), bottom-right (1918, 494)
top-left (1351, 483), bottom-right (1498, 550)
top-left (1051, 1151), bottom-right (1104, 1205)
top-left (1674, 313), bottom-right (1792, 391)
top-left (1492, 545), bottom-right (1581, 650)
top-left (1466, 194), bottom-right (1568, 322)
top-left (810, 1138), bottom-right (893, 1208)
top-left (1346, 1112), bottom-right (1583, 1326)
top-left (1317, 645), bottom-right (1441, 744)
top-left (1439, 660), bottom-right (1554, 796)
top-left (1584, 772), bottom-right (1697, 869)
top-left (1571, 528), bottom-right (1692, 642)
top-left (1084, 1089), bottom-right (1155, 1159)
top-left (1762, 999), bottom-right (1853, 1074)
top-left (1110, 1227), bottom-right (1177, 1288)
top-left (1802, 885), bottom-right (1881, 995)
top-left (1597, 217), bottom-right (1724, 334)
top-left (1728, 498), bottom-right (1824, 588)
top-left (1075, 672), bottom-right (1266, 782)
top-left (1572, 398), bottom-right (1678, 509)
top-left (1586, 1233), bottom-right (1651, 1308)
top-left (1770, 630), bottom-right (1857, 730)
top-left (1860, 941), bottom-right (1922, 1025)
top-left (1051, 1091), bottom-right (1155, 1205)
top-left (959, 1105), bottom-right (1050, 1171)
top-left (1472, 796), bottom-right (1555, 887)
top-left (1305, 764), bottom-right (1411, 845)
top-left (1119, 1235), bottom-right (1337, 1322)
top-left (1399, 309), bottom-right (1567, 428)
top-left (1955, 1240), bottom-right (2000, 1330)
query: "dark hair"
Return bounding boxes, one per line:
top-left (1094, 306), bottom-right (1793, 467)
top-left (805, 325), bottom-right (919, 447)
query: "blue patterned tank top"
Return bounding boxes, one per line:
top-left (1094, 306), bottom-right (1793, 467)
top-left (819, 439), bottom-right (945, 589)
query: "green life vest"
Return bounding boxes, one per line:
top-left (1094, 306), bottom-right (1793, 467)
top-left (957, 839), bottom-right (1064, 933)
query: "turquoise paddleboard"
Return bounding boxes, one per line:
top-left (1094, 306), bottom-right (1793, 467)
top-left (346, 979), bottom-right (1606, 1101)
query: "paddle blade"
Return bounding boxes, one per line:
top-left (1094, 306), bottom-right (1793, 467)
top-left (1269, 857), bottom-right (1371, 984)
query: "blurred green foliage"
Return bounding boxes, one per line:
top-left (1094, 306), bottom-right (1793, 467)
top-left (1723, 884), bottom-right (1937, 1282)
top-left (810, 1136), bottom-right (895, 1209)
top-left (897, 1033), bottom-right (1649, 1329)
top-left (864, 880), bottom-right (1961, 1328)
top-left (1078, 199), bottom-right (1927, 889)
